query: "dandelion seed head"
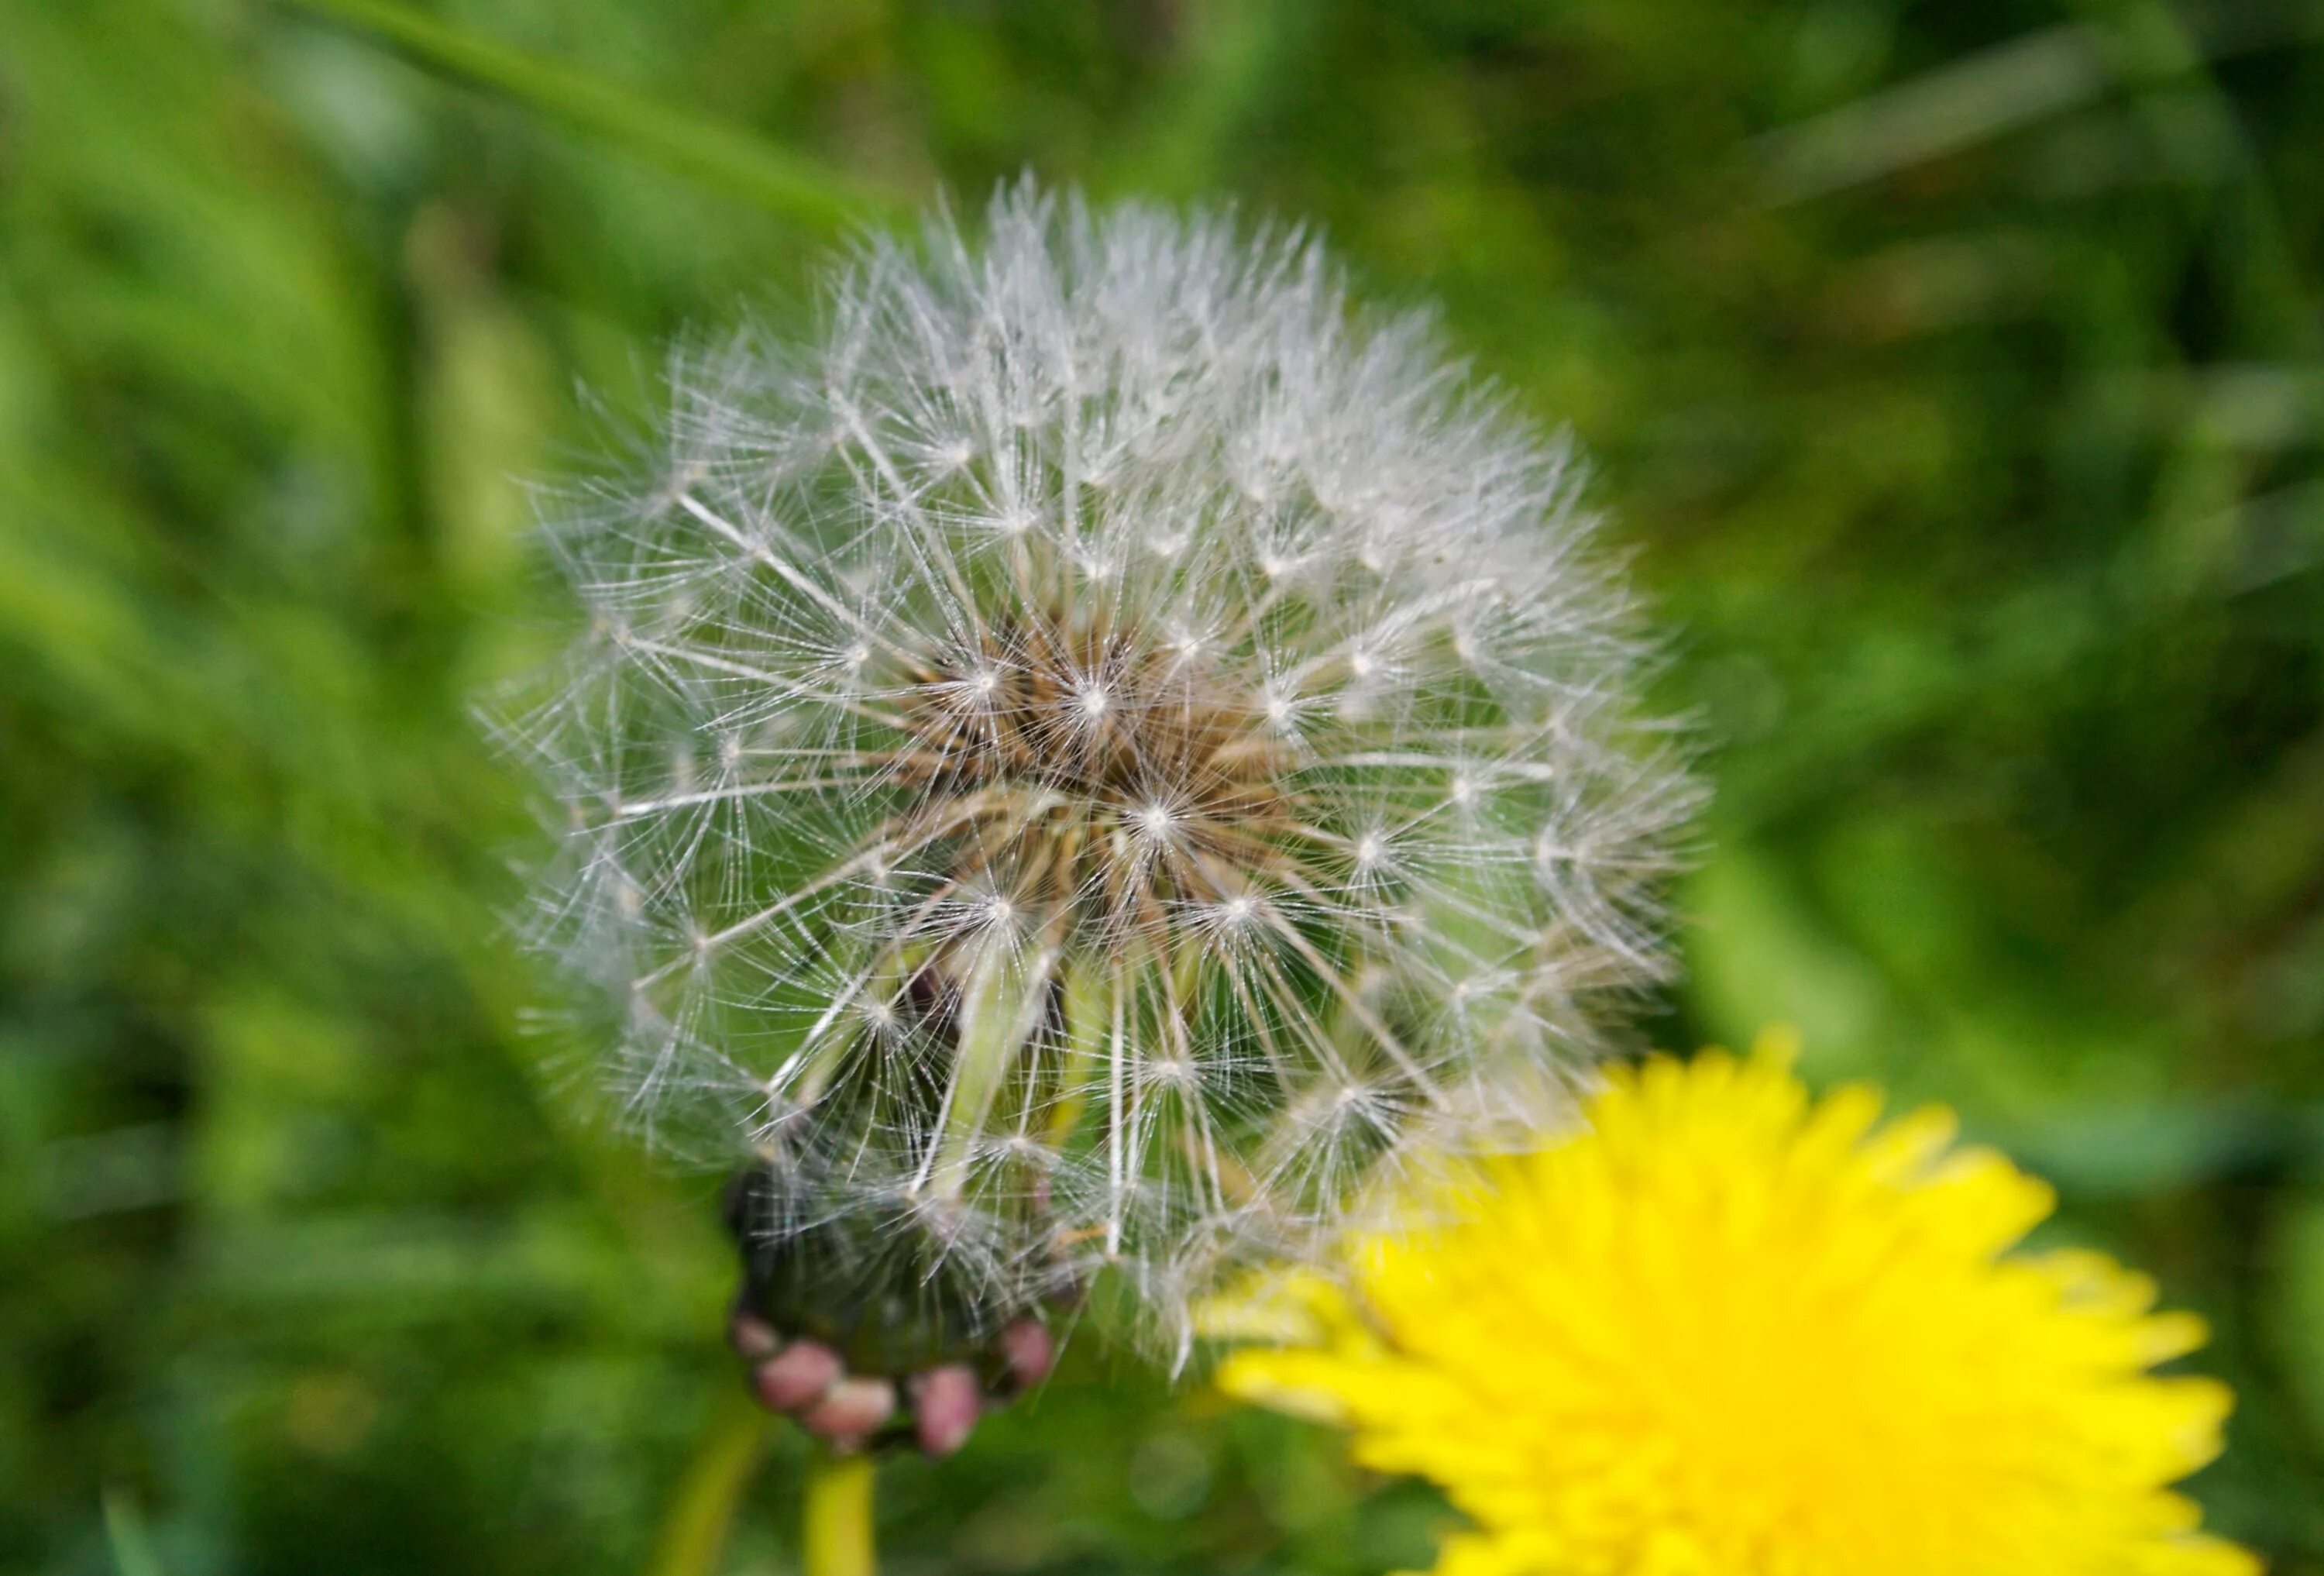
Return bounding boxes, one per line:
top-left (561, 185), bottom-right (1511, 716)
top-left (501, 184), bottom-right (1697, 1363)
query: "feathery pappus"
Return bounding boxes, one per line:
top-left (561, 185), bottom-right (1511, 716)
top-left (501, 184), bottom-right (1697, 1370)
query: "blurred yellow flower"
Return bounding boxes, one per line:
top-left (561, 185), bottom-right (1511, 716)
top-left (1211, 1037), bottom-right (2260, 1576)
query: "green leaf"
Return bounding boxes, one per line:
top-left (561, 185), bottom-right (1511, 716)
top-left (103, 1487), bottom-right (164, 1576)
top-left (273, 0), bottom-right (901, 229)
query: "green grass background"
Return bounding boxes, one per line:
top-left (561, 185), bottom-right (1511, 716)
top-left (4, 0), bottom-right (2322, 1570)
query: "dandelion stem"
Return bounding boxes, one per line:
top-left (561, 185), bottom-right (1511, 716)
top-left (802, 1447), bottom-right (877, 1576)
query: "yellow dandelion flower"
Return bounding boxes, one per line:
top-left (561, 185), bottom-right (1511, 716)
top-left (1212, 1036), bottom-right (2260, 1576)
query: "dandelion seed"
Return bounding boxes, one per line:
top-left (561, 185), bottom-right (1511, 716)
top-left (500, 184), bottom-right (1695, 1368)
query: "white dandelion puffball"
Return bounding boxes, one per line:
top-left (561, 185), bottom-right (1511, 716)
top-left (511, 187), bottom-right (1694, 1367)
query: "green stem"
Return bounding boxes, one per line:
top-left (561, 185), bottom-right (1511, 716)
top-left (643, 1399), bottom-right (770, 1576)
top-left (802, 1447), bottom-right (876, 1576)
top-left (271, 0), bottom-right (899, 229)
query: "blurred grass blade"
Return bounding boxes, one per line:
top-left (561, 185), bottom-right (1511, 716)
top-left (643, 1402), bottom-right (771, 1576)
top-left (1760, 7), bottom-right (2324, 203)
top-left (102, 1488), bottom-right (163, 1576)
top-left (1759, 24), bottom-right (2106, 200)
top-left (274, 0), bottom-right (898, 229)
